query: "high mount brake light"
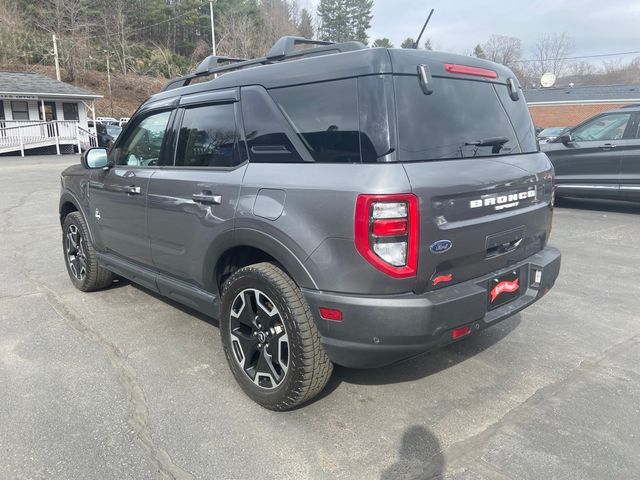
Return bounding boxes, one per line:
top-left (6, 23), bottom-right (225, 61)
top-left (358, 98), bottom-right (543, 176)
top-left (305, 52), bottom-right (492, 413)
top-left (354, 194), bottom-right (419, 278)
top-left (444, 63), bottom-right (498, 79)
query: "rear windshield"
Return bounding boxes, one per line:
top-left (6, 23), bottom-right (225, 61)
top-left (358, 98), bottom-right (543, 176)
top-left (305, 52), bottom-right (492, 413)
top-left (395, 76), bottom-right (538, 162)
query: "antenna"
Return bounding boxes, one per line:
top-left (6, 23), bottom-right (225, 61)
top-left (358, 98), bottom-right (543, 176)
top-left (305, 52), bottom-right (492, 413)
top-left (413, 9), bottom-right (435, 49)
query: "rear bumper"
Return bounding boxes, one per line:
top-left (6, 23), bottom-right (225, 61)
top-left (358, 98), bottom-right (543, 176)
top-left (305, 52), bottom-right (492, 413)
top-left (302, 246), bottom-right (561, 368)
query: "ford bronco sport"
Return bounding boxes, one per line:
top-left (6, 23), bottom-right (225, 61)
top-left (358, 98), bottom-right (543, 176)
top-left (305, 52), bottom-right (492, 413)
top-left (59, 37), bottom-right (561, 410)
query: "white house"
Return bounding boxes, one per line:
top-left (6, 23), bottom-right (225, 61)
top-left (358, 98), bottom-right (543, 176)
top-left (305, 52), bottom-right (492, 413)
top-left (0, 71), bottom-right (102, 155)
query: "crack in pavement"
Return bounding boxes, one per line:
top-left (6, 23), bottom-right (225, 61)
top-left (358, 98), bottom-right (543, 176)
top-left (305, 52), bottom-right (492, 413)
top-left (1, 190), bottom-right (39, 228)
top-left (440, 332), bottom-right (640, 474)
top-left (23, 272), bottom-right (194, 480)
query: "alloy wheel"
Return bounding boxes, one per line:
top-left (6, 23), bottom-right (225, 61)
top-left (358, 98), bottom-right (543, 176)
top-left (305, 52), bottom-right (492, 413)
top-left (66, 224), bottom-right (87, 281)
top-left (229, 288), bottom-right (289, 389)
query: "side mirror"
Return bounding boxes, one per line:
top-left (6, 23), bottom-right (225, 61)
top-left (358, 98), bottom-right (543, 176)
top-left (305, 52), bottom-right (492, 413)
top-left (558, 133), bottom-right (573, 144)
top-left (81, 148), bottom-right (110, 169)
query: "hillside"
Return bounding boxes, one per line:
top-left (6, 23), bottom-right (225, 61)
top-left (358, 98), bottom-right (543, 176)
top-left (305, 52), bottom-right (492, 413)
top-left (1, 64), bottom-right (166, 118)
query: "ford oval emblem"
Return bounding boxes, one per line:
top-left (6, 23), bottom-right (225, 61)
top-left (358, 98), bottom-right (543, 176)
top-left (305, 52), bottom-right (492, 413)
top-left (430, 239), bottom-right (452, 254)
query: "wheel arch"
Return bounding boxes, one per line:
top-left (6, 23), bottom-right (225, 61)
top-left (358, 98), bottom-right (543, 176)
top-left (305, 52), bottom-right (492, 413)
top-left (208, 228), bottom-right (318, 298)
top-left (59, 191), bottom-right (96, 243)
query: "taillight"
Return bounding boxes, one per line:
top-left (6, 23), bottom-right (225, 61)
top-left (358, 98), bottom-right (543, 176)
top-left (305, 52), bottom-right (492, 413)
top-left (354, 194), bottom-right (419, 278)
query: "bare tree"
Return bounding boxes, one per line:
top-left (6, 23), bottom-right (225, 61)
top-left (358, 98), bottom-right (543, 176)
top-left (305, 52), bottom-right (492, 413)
top-left (568, 61), bottom-right (597, 77)
top-left (0, 0), bottom-right (31, 65)
top-left (482, 35), bottom-right (522, 69)
top-left (216, 8), bottom-right (263, 59)
top-left (103, 0), bottom-right (129, 76)
top-left (531, 32), bottom-right (574, 79)
top-left (37, 0), bottom-right (95, 80)
top-left (259, 0), bottom-right (299, 52)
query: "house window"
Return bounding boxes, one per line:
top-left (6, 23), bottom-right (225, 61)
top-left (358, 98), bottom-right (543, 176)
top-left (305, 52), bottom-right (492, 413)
top-left (11, 101), bottom-right (30, 120)
top-left (63, 103), bottom-right (79, 121)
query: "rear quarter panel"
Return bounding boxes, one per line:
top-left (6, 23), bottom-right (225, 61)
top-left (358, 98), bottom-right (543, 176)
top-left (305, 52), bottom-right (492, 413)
top-left (237, 162), bottom-right (415, 295)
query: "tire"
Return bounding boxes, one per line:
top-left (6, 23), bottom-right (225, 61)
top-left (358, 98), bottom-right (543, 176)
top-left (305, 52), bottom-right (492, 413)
top-left (220, 262), bottom-right (333, 411)
top-left (62, 211), bottom-right (113, 292)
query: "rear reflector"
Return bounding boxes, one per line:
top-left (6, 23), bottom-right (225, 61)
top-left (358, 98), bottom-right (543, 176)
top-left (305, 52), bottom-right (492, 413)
top-left (372, 218), bottom-right (408, 237)
top-left (319, 307), bottom-right (343, 322)
top-left (444, 63), bottom-right (497, 79)
top-left (452, 325), bottom-right (471, 339)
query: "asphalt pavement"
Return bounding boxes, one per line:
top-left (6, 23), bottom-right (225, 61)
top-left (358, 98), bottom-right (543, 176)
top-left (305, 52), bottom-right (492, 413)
top-left (1, 155), bottom-right (640, 480)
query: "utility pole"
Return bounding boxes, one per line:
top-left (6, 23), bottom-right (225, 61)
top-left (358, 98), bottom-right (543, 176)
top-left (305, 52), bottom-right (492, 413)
top-left (52, 34), bottom-right (61, 81)
top-left (209, 0), bottom-right (216, 56)
top-left (104, 50), bottom-right (114, 117)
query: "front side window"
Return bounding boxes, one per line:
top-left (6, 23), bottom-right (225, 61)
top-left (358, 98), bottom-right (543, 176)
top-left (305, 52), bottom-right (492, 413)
top-left (116, 110), bottom-right (171, 166)
top-left (175, 103), bottom-right (239, 167)
top-left (11, 101), bottom-right (29, 120)
top-left (270, 79), bottom-right (361, 163)
top-left (572, 113), bottom-right (631, 141)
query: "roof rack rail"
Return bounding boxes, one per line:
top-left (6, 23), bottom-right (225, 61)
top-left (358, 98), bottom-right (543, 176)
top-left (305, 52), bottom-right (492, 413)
top-left (160, 36), bottom-right (366, 92)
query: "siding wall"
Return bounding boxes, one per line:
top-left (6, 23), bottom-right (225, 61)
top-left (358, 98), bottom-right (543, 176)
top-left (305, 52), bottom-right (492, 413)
top-left (528, 102), bottom-right (635, 128)
top-left (0, 98), bottom-right (88, 127)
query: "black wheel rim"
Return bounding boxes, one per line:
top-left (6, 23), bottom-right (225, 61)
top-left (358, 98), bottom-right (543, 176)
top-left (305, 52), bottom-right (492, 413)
top-left (66, 224), bottom-right (87, 281)
top-left (229, 288), bottom-right (289, 390)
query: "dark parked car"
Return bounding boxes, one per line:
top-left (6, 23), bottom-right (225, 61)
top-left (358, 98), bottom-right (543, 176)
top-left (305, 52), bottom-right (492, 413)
top-left (541, 106), bottom-right (640, 201)
top-left (537, 126), bottom-right (570, 143)
top-left (59, 36), bottom-right (560, 410)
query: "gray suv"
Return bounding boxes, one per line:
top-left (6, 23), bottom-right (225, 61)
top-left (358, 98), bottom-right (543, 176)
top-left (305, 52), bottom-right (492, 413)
top-left (59, 37), bottom-right (561, 410)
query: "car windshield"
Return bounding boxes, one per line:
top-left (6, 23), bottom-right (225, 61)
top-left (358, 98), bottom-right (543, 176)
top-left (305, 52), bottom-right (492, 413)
top-left (395, 76), bottom-right (537, 161)
top-left (539, 127), bottom-right (566, 136)
top-left (106, 126), bottom-right (122, 138)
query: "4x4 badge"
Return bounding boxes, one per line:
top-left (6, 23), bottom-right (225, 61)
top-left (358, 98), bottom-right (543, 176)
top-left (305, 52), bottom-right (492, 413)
top-left (430, 239), bottom-right (452, 254)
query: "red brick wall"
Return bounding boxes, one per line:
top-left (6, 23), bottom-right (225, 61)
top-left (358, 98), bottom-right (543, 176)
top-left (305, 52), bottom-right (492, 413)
top-left (528, 103), bottom-right (632, 128)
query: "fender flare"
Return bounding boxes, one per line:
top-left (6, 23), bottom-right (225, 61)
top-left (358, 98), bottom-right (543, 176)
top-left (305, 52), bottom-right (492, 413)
top-left (204, 228), bottom-right (318, 296)
top-left (59, 190), bottom-right (97, 243)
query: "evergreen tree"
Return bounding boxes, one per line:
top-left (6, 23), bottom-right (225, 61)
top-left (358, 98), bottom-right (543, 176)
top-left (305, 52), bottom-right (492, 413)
top-left (318, 0), bottom-right (373, 44)
top-left (298, 8), bottom-right (314, 39)
top-left (372, 38), bottom-right (393, 48)
top-left (473, 44), bottom-right (486, 58)
top-left (401, 37), bottom-right (414, 49)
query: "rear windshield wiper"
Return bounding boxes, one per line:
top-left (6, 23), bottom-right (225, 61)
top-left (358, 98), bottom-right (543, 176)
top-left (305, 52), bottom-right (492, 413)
top-left (464, 136), bottom-right (509, 154)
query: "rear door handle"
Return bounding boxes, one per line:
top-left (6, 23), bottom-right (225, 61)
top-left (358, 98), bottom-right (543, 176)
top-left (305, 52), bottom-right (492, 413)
top-left (125, 185), bottom-right (141, 195)
top-left (192, 192), bottom-right (222, 205)
top-left (601, 143), bottom-right (617, 151)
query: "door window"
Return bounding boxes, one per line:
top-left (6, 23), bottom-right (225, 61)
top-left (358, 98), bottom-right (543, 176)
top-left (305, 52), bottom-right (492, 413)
top-left (116, 110), bottom-right (171, 166)
top-left (175, 103), bottom-right (240, 167)
top-left (572, 113), bottom-right (631, 141)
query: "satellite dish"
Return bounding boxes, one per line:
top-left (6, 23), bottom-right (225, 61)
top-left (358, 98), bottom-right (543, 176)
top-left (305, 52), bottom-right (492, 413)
top-left (540, 72), bottom-right (556, 88)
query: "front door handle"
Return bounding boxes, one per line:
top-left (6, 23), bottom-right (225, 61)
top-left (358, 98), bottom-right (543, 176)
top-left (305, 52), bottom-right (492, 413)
top-left (192, 192), bottom-right (222, 205)
top-left (601, 143), bottom-right (617, 151)
top-left (125, 185), bottom-right (141, 195)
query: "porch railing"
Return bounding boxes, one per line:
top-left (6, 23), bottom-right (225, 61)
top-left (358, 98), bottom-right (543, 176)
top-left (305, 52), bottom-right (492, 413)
top-left (0, 120), bottom-right (97, 156)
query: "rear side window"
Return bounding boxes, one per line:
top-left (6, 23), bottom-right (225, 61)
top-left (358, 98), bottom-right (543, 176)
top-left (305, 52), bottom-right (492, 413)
top-left (395, 76), bottom-right (537, 162)
top-left (270, 79), bottom-right (361, 163)
top-left (175, 103), bottom-right (240, 167)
